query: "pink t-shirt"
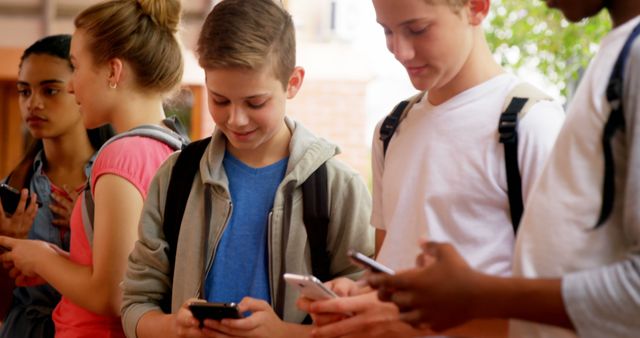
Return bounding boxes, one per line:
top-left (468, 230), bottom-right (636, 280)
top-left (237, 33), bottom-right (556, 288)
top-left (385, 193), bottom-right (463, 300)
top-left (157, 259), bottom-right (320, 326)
top-left (52, 136), bottom-right (175, 338)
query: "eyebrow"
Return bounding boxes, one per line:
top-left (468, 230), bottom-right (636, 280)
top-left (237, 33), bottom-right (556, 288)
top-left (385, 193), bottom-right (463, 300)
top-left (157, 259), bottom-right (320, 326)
top-left (209, 90), bottom-right (269, 100)
top-left (378, 18), bottom-right (426, 28)
top-left (17, 79), bottom-right (65, 87)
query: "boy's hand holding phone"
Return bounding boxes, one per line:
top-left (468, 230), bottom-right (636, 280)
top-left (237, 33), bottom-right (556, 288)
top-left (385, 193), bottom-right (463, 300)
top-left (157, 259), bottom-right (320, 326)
top-left (196, 297), bottom-right (295, 337)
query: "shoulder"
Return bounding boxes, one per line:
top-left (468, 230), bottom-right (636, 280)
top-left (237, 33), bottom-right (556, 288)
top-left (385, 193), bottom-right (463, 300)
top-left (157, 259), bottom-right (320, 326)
top-left (519, 97), bottom-right (566, 132)
top-left (323, 157), bottom-right (368, 192)
top-left (95, 136), bottom-right (174, 170)
top-left (92, 136), bottom-right (176, 191)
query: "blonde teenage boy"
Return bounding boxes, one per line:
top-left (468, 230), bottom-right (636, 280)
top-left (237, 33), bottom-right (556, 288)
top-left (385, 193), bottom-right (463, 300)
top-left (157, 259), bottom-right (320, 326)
top-left (368, 1), bottom-right (640, 338)
top-left (299, 0), bottom-right (564, 337)
top-left (120, 0), bottom-right (374, 337)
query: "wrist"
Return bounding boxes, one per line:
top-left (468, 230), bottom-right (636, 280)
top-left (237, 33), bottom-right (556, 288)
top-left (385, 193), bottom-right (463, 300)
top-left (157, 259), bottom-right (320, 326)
top-left (468, 272), bottom-right (508, 320)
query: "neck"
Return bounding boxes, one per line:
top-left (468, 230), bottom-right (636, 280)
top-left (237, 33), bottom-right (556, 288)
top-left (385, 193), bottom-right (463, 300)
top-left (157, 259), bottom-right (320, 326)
top-left (428, 30), bottom-right (504, 106)
top-left (42, 123), bottom-right (95, 181)
top-left (110, 92), bottom-right (167, 133)
top-left (608, 1), bottom-right (640, 28)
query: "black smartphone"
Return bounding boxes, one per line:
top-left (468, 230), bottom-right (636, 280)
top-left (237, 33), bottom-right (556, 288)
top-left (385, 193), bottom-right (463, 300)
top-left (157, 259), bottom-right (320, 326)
top-left (0, 184), bottom-right (38, 215)
top-left (347, 249), bottom-right (396, 275)
top-left (188, 302), bottom-right (243, 323)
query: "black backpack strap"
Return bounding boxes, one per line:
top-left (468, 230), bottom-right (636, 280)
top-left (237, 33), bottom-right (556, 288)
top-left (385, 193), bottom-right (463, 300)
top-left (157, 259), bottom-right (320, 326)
top-left (302, 163), bottom-right (331, 283)
top-left (379, 92), bottom-right (426, 157)
top-left (595, 22), bottom-right (640, 228)
top-left (299, 162), bottom-right (330, 325)
top-left (499, 82), bottom-right (552, 233)
top-left (498, 97), bottom-right (528, 232)
top-left (380, 100), bottom-right (410, 156)
top-left (159, 137), bottom-right (211, 313)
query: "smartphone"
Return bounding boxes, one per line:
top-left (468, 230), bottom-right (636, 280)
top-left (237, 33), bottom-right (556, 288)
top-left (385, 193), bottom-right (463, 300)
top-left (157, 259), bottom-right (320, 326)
top-left (347, 249), bottom-right (395, 275)
top-left (283, 273), bottom-right (338, 300)
top-left (0, 184), bottom-right (38, 215)
top-left (188, 302), bottom-right (243, 323)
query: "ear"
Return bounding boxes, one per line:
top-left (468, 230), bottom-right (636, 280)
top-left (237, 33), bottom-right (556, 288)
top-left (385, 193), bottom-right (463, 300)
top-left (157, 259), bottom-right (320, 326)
top-left (286, 67), bottom-right (305, 99)
top-left (466, 0), bottom-right (490, 26)
top-left (107, 57), bottom-right (124, 88)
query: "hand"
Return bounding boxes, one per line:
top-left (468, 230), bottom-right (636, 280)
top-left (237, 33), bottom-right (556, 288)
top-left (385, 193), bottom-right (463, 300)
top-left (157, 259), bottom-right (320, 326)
top-left (297, 277), bottom-right (366, 326)
top-left (0, 236), bottom-right (59, 280)
top-left (50, 186), bottom-right (78, 228)
top-left (304, 291), bottom-right (427, 338)
top-left (0, 190), bottom-right (38, 238)
top-left (367, 241), bottom-right (484, 332)
top-left (169, 298), bottom-right (224, 338)
top-left (204, 297), bottom-right (288, 338)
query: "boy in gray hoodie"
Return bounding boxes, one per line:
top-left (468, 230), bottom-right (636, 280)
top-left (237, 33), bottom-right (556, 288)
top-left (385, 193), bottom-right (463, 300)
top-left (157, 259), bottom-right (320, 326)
top-left (120, 0), bottom-right (374, 337)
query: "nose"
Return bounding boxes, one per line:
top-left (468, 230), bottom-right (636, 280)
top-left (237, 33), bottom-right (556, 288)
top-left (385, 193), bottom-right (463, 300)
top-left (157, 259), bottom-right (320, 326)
top-left (227, 104), bottom-right (250, 128)
top-left (388, 34), bottom-right (415, 63)
top-left (26, 90), bottom-right (44, 111)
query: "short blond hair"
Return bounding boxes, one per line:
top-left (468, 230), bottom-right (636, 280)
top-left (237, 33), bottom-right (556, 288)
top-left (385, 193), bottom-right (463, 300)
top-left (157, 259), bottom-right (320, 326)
top-left (426, 0), bottom-right (469, 11)
top-left (74, 0), bottom-right (184, 94)
top-left (197, 0), bottom-right (295, 90)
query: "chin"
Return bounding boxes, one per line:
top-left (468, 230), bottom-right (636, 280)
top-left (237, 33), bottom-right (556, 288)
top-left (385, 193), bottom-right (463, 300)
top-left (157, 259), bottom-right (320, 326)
top-left (409, 77), bottom-right (433, 92)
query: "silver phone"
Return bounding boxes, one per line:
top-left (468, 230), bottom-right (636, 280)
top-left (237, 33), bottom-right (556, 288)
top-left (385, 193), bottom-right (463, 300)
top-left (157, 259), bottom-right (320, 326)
top-left (283, 273), bottom-right (338, 300)
top-left (347, 249), bottom-right (395, 275)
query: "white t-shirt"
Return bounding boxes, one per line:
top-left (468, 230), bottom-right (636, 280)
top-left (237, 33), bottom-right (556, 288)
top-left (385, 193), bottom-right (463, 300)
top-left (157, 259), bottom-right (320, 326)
top-left (510, 16), bottom-right (640, 338)
top-left (373, 73), bottom-right (565, 276)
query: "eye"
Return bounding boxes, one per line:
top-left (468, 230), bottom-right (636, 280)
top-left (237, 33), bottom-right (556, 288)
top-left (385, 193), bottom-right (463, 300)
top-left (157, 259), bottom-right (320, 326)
top-left (247, 99), bottom-right (267, 109)
top-left (408, 25), bottom-right (428, 35)
top-left (382, 27), bottom-right (392, 36)
top-left (212, 98), bottom-right (230, 106)
top-left (17, 88), bottom-right (31, 97)
top-left (44, 88), bottom-right (61, 96)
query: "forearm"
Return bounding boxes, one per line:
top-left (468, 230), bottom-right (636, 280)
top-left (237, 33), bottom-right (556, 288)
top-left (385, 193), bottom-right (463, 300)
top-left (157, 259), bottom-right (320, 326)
top-left (36, 250), bottom-right (121, 316)
top-left (136, 310), bottom-right (173, 338)
top-left (444, 319), bottom-right (508, 338)
top-left (473, 274), bottom-right (573, 329)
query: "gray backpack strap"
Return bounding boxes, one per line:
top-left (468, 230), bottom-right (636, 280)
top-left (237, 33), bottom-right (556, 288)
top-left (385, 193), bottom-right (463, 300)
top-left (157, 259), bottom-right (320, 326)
top-left (81, 187), bottom-right (95, 248)
top-left (81, 121), bottom-right (189, 249)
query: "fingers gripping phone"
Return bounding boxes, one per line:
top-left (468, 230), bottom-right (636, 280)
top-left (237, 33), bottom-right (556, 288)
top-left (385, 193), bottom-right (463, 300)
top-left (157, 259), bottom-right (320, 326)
top-left (283, 273), bottom-right (338, 300)
top-left (0, 184), bottom-right (38, 216)
top-left (188, 302), bottom-right (243, 324)
top-left (347, 249), bottom-right (395, 275)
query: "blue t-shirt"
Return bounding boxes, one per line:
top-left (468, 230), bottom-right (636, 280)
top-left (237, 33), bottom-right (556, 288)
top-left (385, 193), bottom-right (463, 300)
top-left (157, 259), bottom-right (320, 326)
top-left (204, 152), bottom-right (288, 304)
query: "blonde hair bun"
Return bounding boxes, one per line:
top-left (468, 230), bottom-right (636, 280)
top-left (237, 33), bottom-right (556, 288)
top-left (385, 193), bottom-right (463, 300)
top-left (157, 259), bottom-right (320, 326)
top-left (137, 0), bottom-right (181, 34)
